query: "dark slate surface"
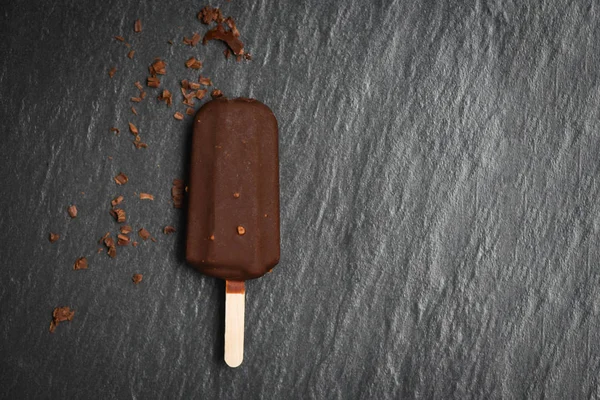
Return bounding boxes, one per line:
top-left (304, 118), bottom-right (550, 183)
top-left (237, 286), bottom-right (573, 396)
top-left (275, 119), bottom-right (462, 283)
top-left (1, 0), bottom-right (600, 398)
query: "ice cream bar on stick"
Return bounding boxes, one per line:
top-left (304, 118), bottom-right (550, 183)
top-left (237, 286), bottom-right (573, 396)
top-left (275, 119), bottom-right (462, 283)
top-left (186, 97), bottom-right (280, 367)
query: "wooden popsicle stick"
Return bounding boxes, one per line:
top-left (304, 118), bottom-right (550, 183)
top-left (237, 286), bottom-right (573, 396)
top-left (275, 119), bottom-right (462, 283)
top-left (225, 280), bottom-right (245, 368)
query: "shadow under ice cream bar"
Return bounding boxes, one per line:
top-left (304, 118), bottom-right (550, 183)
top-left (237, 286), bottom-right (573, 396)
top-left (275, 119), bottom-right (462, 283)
top-left (186, 97), bottom-right (280, 367)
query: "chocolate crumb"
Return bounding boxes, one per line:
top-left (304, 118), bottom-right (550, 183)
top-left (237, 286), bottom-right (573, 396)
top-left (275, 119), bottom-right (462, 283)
top-left (186, 107), bottom-right (195, 116)
top-left (49, 233), bottom-right (60, 243)
top-left (132, 274), bottom-right (143, 284)
top-left (163, 226), bottom-right (176, 234)
top-left (114, 172), bottom-right (129, 185)
top-left (120, 225), bottom-right (133, 234)
top-left (138, 228), bottom-right (151, 240)
top-left (198, 76), bottom-right (212, 86)
top-left (211, 89), bottom-right (223, 98)
top-left (108, 67), bottom-right (117, 78)
top-left (244, 53), bottom-right (252, 61)
top-left (203, 23), bottom-right (244, 56)
top-left (139, 193), bottom-right (154, 200)
top-left (127, 50), bottom-right (135, 59)
top-left (49, 306), bottom-right (75, 333)
top-left (110, 208), bottom-right (126, 223)
top-left (74, 257), bottom-right (88, 270)
top-left (111, 195), bottom-right (124, 207)
top-left (174, 112), bottom-right (184, 120)
top-left (134, 19), bottom-right (142, 33)
top-left (237, 226), bottom-right (246, 235)
top-left (67, 205), bottom-right (78, 218)
top-left (117, 234), bottom-right (131, 246)
top-left (198, 6), bottom-right (224, 25)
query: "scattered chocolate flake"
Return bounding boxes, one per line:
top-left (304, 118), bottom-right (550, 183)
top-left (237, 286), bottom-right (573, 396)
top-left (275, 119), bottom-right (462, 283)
top-left (111, 195), bottom-right (124, 207)
top-left (237, 226), bottom-right (246, 235)
top-left (163, 226), bottom-right (176, 234)
top-left (110, 208), bottom-right (126, 223)
top-left (203, 23), bottom-right (244, 56)
top-left (138, 228), bottom-right (151, 240)
top-left (211, 89), bottom-right (223, 98)
top-left (114, 172), bottom-right (129, 185)
top-left (110, 127), bottom-right (120, 135)
top-left (107, 246), bottom-right (117, 258)
top-left (120, 225), bottom-right (133, 234)
top-left (133, 138), bottom-right (148, 149)
top-left (198, 6), bottom-right (224, 25)
top-left (172, 179), bottom-right (185, 208)
top-left (115, 35), bottom-right (125, 42)
top-left (174, 112), bottom-right (184, 120)
top-left (67, 205), bottom-right (78, 218)
top-left (151, 59), bottom-right (166, 75)
top-left (147, 77), bottom-right (160, 88)
top-left (196, 89), bottom-right (207, 100)
top-left (108, 67), bottom-right (117, 78)
top-left (49, 306), bottom-right (75, 333)
top-left (134, 81), bottom-right (144, 91)
top-left (131, 97), bottom-right (142, 103)
top-left (131, 106), bottom-right (138, 115)
top-left (188, 82), bottom-right (200, 90)
top-left (49, 233), bottom-right (60, 243)
top-left (132, 241), bottom-right (139, 247)
top-left (140, 91), bottom-right (147, 99)
top-left (224, 48), bottom-right (231, 59)
top-left (99, 232), bottom-right (110, 244)
top-left (186, 107), bottom-right (195, 116)
top-left (74, 257), bottom-right (88, 270)
top-left (198, 76), bottom-right (212, 86)
top-left (127, 50), bottom-right (135, 59)
top-left (158, 89), bottom-right (173, 106)
top-left (182, 37), bottom-right (192, 46)
top-left (139, 193), bottom-right (154, 200)
top-left (134, 19), bottom-right (142, 33)
top-left (191, 32), bottom-right (202, 46)
top-left (117, 234), bottom-right (131, 246)
top-left (185, 57), bottom-right (203, 69)
top-left (181, 80), bottom-right (189, 90)
top-left (132, 274), bottom-right (143, 284)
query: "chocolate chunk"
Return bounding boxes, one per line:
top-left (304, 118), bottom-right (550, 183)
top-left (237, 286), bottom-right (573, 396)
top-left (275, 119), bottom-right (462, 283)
top-left (114, 172), bottom-right (129, 185)
top-left (132, 274), bottom-right (143, 284)
top-left (67, 205), bottom-right (77, 218)
top-left (49, 233), bottom-right (60, 243)
top-left (73, 257), bottom-right (88, 270)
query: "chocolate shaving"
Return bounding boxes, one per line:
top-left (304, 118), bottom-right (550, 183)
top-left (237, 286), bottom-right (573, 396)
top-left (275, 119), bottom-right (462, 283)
top-left (152, 59), bottom-right (166, 75)
top-left (172, 179), bottom-right (185, 208)
top-left (188, 82), bottom-right (200, 90)
top-left (140, 91), bottom-right (147, 99)
top-left (174, 112), bottom-right (184, 120)
top-left (203, 23), bottom-right (244, 56)
top-left (198, 6), bottom-right (224, 25)
top-left (185, 57), bottom-right (203, 69)
top-left (115, 36), bottom-right (125, 42)
top-left (133, 137), bottom-right (148, 149)
top-left (181, 80), bottom-right (189, 90)
top-left (120, 225), bottom-right (133, 234)
top-left (110, 127), bottom-right (120, 135)
top-left (131, 106), bottom-right (138, 115)
top-left (131, 97), bottom-right (142, 103)
top-left (117, 234), bottom-right (131, 246)
top-left (224, 17), bottom-right (240, 38)
top-left (134, 19), bottom-right (142, 33)
top-left (110, 208), bottom-right (126, 223)
top-left (108, 67), bottom-right (117, 78)
top-left (74, 257), bottom-right (88, 270)
top-left (67, 205), bottom-right (77, 218)
top-left (107, 246), bottom-right (117, 258)
top-left (49, 306), bottom-right (75, 333)
top-left (147, 77), bottom-right (160, 88)
top-left (127, 50), bottom-right (135, 59)
top-left (139, 193), bottom-right (154, 200)
top-left (186, 107), bottom-right (195, 116)
top-left (138, 228), bottom-right (151, 240)
top-left (111, 195), bottom-right (124, 207)
top-left (114, 172), bottom-right (128, 185)
top-left (211, 89), bottom-right (223, 98)
top-left (196, 89), bottom-right (207, 100)
top-left (134, 81), bottom-right (144, 91)
top-left (163, 226), bottom-right (176, 234)
top-left (49, 233), bottom-right (60, 243)
top-left (132, 274), bottom-right (143, 284)
top-left (158, 89), bottom-right (173, 106)
top-left (99, 232), bottom-right (110, 244)
top-left (198, 76), bottom-right (212, 86)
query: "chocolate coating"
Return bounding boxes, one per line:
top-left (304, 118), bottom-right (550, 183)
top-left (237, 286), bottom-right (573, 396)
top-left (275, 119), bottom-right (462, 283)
top-left (186, 98), bottom-right (280, 280)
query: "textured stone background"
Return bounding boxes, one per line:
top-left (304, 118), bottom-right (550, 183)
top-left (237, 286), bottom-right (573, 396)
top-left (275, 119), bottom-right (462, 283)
top-left (1, 0), bottom-right (600, 398)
